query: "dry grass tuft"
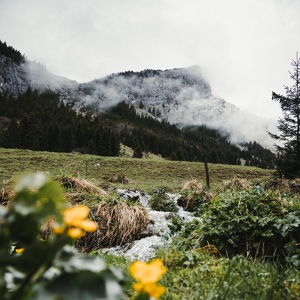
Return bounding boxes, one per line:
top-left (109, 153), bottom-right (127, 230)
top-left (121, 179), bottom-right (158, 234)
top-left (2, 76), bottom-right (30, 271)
top-left (0, 188), bottom-right (14, 206)
top-left (182, 179), bottom-right (202, 191)
top-left (104, 174), bottom-right (131, 184)
top-left (200, 244), bottom-right (221, 257)
top-left (40, 216), bottom-right (54, 239)
top-left (223, 175), bottom-right (252, 190)
top-left (75, 201), bottom-right (149, 253)
top-left (264, 178), bottom-right (300, 196)
top-left (55, 175), bottom-right (108, 197)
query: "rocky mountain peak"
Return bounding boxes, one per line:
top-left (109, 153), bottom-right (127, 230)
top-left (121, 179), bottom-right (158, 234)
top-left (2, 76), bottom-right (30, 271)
top-left (0, 55), bottom-right (29, 95)
top-left (0, 48), bottom-right (277, 149)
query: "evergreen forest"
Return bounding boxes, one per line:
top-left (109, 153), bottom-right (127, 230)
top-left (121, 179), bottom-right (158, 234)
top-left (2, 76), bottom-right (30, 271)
top-left (0, 40), bottom-right (25, 65)
top-left (0, 88), bottom-right (275, 168)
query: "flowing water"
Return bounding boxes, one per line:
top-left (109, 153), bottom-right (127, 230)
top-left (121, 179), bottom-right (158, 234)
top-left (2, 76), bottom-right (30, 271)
top-left (103, 189), bottom-right (199, 261)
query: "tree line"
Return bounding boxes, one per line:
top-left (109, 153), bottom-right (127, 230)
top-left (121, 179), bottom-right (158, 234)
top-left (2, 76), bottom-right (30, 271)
top-left (0, 88), bottom-right (275, 168)
top-left (108, 102), bottom-right (274, 167)
top-left (0, 40), bottom-right (25, 65)
top-left (0, 89), bottom-right (119, 156)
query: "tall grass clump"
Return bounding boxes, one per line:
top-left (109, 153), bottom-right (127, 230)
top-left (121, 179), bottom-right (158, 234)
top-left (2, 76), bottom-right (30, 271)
top-left (76, 201), bottom-right (149, 252)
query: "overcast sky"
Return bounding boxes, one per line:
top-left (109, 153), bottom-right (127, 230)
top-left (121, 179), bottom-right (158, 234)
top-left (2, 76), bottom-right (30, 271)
top-left (1, 0), bottom-right (299, 119)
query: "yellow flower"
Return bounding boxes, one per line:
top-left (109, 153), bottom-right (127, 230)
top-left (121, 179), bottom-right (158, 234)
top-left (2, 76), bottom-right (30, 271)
top-left (129, 259), bottom-right (167, 283)
top-left (15, 248), bottom-right (24, 254)
top-left (133, 282), bottom-right (166, 299)
top-left (129, 259), bottom-right (167, 299)
top-left (53, 205), bottom-right (98, 238)
top-left (67, 228), bottom-right (85, 239)
top-left (53, 226), bottom-right (64, 234)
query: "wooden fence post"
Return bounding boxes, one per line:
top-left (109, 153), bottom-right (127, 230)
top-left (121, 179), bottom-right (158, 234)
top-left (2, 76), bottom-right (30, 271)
top-left (204, 160), bottom-right (210, 188)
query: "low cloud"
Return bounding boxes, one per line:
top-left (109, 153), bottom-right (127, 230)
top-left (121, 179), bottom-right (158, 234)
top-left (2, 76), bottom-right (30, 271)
top-left (71, 66), bottom-right (279, 149)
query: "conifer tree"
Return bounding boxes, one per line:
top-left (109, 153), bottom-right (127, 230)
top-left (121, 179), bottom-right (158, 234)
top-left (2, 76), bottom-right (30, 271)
top-left (269, 54), bottom-right (300, 178)
top-left (133, 145), bottom-right (143, 158)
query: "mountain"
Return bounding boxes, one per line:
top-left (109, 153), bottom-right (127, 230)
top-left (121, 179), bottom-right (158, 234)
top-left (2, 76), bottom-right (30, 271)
top-left (0, 56), bottom-right (77, 99)
top-left (75, 67), bottom-right (277, 147)
top-left (0, 41), bottom-right (277, 149)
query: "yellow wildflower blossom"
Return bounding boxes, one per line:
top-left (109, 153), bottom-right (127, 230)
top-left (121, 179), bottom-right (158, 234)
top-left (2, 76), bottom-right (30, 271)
top-left (133, 282), bottom-right (166, 299)
top-left (67, 228), bottom-right (85, 239)
top-left (53, 226), bottom-right (64, 234)
top-left (129, 259), bottom-right (167, 283)
top-left (63, 206), bottom-right (89, 226)
top-left (15, 248), bottom-right (24, 254)
top-left (129, 259), bottom-right (167, 299)
top-left (53, 205), bottom-right (98, 238)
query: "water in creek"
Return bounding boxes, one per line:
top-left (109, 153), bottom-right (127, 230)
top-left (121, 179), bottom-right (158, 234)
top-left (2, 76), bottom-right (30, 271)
top-left (102, 190), bottom-right (199, 261)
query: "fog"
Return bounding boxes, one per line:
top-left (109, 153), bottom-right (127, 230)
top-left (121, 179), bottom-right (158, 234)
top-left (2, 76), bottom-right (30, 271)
top-left (72, 66), bottom-right (278, 149)
top-left (1, 0), bottom-right (299, 120)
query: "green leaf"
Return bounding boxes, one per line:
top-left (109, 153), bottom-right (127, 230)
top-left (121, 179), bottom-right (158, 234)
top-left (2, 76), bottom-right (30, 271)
top-left (32, 270), bottom-right (126, 300)
top-left (290, 255), bottom-right (300, 267)
top-left (14, 172), bottom-right (50, 193)
top-left (54, 246), bottom-right (106, 273)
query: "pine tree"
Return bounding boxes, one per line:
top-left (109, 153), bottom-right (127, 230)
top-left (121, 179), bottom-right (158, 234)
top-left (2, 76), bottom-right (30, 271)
top-left (88, 140), bottom-right (97, 155)
top-left (269, 54), bottom-right (300, 178)
top-left (133, 145), bottom-right (143, 158)
top-left (2, 119), bottom-right (21, 148)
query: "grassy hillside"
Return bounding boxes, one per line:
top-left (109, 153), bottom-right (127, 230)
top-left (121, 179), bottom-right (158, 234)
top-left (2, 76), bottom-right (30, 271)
top-left (0, 147), bottom-right (273, 192)
top-left (2, 147), bottom-right (300, 299)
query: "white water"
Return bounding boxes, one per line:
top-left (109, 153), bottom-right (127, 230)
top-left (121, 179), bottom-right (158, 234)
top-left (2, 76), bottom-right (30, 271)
top-left (103, 190), bottom-right (199, 261)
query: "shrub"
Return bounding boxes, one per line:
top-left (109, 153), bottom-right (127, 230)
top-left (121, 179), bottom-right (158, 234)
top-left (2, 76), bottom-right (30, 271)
top-left (150, 188), bottom-right (178, 213)
top-left (178, 190), bottom-right (213, 215)
top-left (200, 185), bottom-right (300, 261)
top-left (149, 195), bottom-right (178, 213)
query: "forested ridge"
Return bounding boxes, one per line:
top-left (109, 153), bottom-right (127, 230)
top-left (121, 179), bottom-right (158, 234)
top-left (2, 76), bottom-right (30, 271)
top-left (0, 89), bottom-right (120, 156)
top-left (0, 40), bottom-right (25, 65)
top-left (0, 88), bottom-right (275, 168)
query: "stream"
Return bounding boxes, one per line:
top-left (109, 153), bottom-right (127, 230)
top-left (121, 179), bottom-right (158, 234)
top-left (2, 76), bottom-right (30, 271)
top-left (102, 189), bottom-right (199, 261)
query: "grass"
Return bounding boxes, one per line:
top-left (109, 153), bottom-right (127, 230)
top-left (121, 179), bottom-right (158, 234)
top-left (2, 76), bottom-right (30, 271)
top-left (97, 247), bottom-right (300, 300)
top-left (3, 147), bottom-right (298, 299)
top-left (159, 250), bottom-right (300, 299)
top-left (0, 148), bottom-right (273, 192)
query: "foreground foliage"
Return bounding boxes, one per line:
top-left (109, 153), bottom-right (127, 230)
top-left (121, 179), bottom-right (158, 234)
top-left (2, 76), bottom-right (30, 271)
top-left (0, 173), bottom-right (124, 299)
top-left (0, 172), bottom-right (168, 300)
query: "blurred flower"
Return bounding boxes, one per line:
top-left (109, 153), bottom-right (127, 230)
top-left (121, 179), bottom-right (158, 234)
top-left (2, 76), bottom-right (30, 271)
top-left (129, 259), bottom-right (167, 299)
top-left (53, 205), bottom-right (97, 238)
top-left (133, 282), bottom-right (166, 299)
top-left (67, 228), bottom-right (85, 239)
top-left (15, 248), bottom-right (24, 254)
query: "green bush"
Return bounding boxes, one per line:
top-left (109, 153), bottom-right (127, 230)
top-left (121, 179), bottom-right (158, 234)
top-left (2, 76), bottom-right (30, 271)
top-left (149, 188), bottom-right (178, 213)
top-left (200, 185), bottom-right (300, 261)
top-left (177, 190), bottom-right (213, 216)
